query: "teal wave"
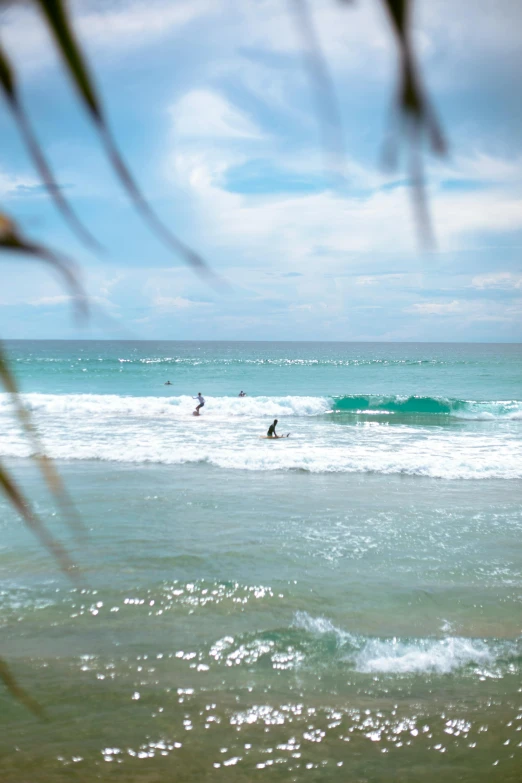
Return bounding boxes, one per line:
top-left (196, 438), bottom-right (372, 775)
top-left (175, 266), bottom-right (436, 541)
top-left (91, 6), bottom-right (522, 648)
top-left (332, 395), bottom-right (522, 418)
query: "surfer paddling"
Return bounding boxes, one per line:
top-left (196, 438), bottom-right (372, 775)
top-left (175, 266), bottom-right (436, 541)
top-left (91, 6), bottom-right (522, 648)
top-left (193, 392), bottom-right (205, 415)
top-left (266, 419), bottom-right (289, 438)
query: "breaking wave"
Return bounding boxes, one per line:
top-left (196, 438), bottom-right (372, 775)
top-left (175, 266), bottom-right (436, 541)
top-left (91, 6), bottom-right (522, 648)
top-left (205, 611), bottom-right (521, 677)
top-left (1, 392), bottom-right (521, 420)
top-left (292, 612), bottom-right (519, 675)
top-left (1, 393), bottom-right (521, 479)
top-left (332, 394), bottom-right (522, 419)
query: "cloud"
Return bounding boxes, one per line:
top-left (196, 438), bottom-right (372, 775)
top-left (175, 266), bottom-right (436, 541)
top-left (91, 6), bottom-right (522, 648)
top-left (471, 273), bottom-right (522, 290)
top-left (0, 168), bottom-right (40, 199)
top-left (170, 90), bottom-right (262, 140)
top-left (170, 138), bottom-right (522, 262)
top-left (153, 295), bottom-right (210, 310)
top-left (405, 298), bottom-right (522, 326)
top-left (2, 0), bottom-right (213, 70)
top-left (407, 301), bottom-right (462, 315)
top-left (28, 294), bottom-right (117, 309)
top-left (28, 295), bottom-right (73, 307)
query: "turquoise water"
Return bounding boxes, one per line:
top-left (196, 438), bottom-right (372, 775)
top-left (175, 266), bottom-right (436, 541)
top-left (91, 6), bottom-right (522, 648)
top-left (1, 341), bottom-right (522, 781)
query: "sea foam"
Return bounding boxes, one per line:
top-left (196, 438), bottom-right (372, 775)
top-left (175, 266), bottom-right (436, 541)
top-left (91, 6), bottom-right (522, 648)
top-left (292, 612), bottom-right (516, 676)
top-left (1, 393), bottom-right (521, 479)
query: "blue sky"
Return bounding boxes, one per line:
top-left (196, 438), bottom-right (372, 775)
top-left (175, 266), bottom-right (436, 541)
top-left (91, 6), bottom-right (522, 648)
top-left (1, 0), bottom-right (521, 341)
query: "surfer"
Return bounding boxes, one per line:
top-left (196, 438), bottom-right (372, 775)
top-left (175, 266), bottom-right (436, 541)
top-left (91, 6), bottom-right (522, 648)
top-left (267, 419), bottom-right (281, 438)
top-left (164, 381), bottom-right (172, 385)
top-left (193, 392), bottom-right (205, 415)
top-left (238, 390), bottom-right (246, 397)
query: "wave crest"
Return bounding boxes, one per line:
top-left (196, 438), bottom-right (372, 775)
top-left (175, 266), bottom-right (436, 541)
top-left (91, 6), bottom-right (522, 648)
top-left (292, 612), bottom-right (518, 675)
top-left (333, 395), bottom-right (522, 419)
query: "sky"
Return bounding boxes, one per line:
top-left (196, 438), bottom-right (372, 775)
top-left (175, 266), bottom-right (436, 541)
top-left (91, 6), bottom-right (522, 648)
top-left (1, 0), bottom-right (522, 341)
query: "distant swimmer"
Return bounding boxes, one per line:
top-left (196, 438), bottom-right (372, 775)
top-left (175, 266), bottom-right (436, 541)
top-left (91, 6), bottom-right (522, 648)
top-left (238, 390), bottom-right (246, 397)
top-left (266, 419), bottom-right (288, 438)
top-left (164, 381), bottom-right (172, 385)
top-left (193, 392), bottom-right (205, 415)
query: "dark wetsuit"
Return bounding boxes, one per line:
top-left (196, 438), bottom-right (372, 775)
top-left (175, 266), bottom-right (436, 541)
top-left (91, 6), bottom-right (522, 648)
top-left (267, 423), bottom-right (277, 437)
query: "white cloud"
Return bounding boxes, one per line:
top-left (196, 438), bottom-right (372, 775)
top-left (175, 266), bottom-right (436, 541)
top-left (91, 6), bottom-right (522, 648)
top-left (28, 295), bottom-right (73, 307)
top-left (153, 295), bottom-right (209, 310)
top-left (170, 141), bottom-right (522, 262)
top-left (436, 153), bottom-right (522, 185)
top-left (0, 169), bottom-right (39, 199)
top-left (76, 0), bottom-right (212, 49)
top-left (471, 273), bottom-right (522, 290)
top-left (417, 0), bottom-right (522, 78)
top-left (2, 0), bottom-right (213, 71)
top-left (407, 301), bottom-right (462, 315)
top-left (171, 90), bottom-right (262, 140)
top-left (405, 299), bottom-right (522, 325)
top-left (28, 294), bottom-right (116, 309)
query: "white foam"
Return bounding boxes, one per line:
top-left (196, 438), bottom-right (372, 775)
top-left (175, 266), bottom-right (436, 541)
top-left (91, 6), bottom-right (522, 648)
top-left (354, 636), bottom-right (493, 675)
top-left (1, 393), bottom-right (521, 479)
top-left (292, 612), bottom-right (512, 676)
top-left (293, 611), bottom-right (357, 645)
top-left (0, 393), bottom-right (330, 420)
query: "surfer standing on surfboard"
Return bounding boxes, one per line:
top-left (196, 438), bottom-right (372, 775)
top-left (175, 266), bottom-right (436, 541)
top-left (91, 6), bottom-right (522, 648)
top-left (193, 392), bottom-right (205, 415)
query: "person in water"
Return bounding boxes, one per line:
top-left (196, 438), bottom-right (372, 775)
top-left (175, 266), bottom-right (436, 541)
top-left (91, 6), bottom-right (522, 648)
top-left (267, 419), bottom-right (280, 438)
top-left (238, 390), bottom-right (246, 397)
top-left (193, 392), bottom-right (205, 414)
top-left (165, 381), bottom-right (172, 385)
top-left (267, 419), bottom-right (289, 438)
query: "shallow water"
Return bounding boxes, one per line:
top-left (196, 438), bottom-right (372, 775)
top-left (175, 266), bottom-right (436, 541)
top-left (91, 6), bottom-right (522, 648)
top-left (1, 341), bottom-right (521, 781)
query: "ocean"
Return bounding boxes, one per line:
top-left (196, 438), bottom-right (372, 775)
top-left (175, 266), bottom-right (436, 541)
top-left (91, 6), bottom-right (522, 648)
top-left (1, 340), bottom-right (521, 782)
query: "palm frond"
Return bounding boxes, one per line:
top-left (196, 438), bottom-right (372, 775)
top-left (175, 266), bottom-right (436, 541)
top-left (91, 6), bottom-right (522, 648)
top-left (0, 44), bottom-right (102, 251)
top-left (0, 344), bottom-right (84, 538)
top-left (0, 458), bottom-right (77, 578)
top-left (34, 0), bottom-right (211, 277)
top-left (0, 213), bottom-right (87, 322)
top-left (380, 0), bottom-right (446, 244)
top-left (290, 0), bottom-right (346, 178)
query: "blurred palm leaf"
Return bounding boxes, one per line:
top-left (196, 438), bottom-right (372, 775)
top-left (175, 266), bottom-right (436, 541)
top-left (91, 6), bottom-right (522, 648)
top-left (0, 212), bottom-right (87, 321)
top-left (0, 43), bottom-right (101, 250)
top-left (0, 344), bottom-right (84, 538)
top-left (290, 0), bottom-right (346, 178)
top-left (0, 0), bottom-right (449, 718)
top-left (382, 0), bottom-right (445, 152)
top-left (0, 658), bottom-right (46, 720)
top-left (380, 0), bottom-right (446, 243)
top-left (34, 0), bottom-right (209, 276)
top-left (0, 457), bottom-right (77, 577)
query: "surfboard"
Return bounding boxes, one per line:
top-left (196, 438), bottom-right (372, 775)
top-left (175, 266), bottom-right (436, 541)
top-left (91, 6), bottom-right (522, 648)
top-left (192, 411), bottom-right (200, 416)
top-left (259, 434), bottom-right (290, 439)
